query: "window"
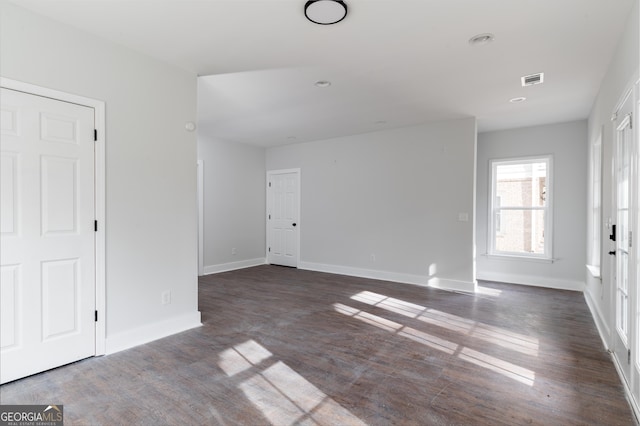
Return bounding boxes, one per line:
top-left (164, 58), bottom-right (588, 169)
top-left (588, 135), bottom-right (602, 276)
top-left (489, 157), bottom-right (552, 259)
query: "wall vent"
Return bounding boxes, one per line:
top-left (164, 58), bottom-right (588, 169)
top-left (521, 73), bottom-right (544, 87)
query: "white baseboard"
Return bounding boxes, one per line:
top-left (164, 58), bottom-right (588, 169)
top-left (203, 258), bottom-right (266, 275)
top-left (610, 350), bottom-right (640, 423)
top-left (583, 289), bottom-right (611, 350)
top-left (477, 271), bottom-right (585, 291)
top-left (427, 277), bottom-right (477, 293)
top-left (298, 261), bottom-right (476, 293)
top-left (585, 291), bottom-right (640, 423)
top-left (105, 311), bottom-right (202, 355)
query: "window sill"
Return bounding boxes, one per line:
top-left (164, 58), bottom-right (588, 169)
top-left (586, 264), bottom-right (601, 279)
top-left (482, 253), bottom-right (555, 264)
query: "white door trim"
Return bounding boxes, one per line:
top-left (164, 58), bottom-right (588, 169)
top-left (197, 160), bottom-right (204, 276)
top-left (266, 168), bottom-right (301, 267)
top-left (1, 77), bottom-right (107, 356)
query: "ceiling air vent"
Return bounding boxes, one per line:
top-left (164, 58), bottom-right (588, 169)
top-left (521, 73), bottom-right (544, 87)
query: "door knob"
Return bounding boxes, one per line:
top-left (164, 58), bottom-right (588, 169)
top-left (292, 223), bottom-right (297, 227)
top-left (609, 251), bottom-right (616, 256)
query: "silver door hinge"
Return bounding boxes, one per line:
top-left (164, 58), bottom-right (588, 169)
top-left (630, 231), bottom-right (633, 248)
top-left (628, 349), bottom-right (631, 364)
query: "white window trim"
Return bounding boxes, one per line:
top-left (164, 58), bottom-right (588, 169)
top-left (586, 264), bottom-right (601, 279)
top-left (586, 128), bottom-right (603, 278)
top-left (483, 253), bottom-right (555, 264)
top-left (488, 155), bottom-right (553, 261)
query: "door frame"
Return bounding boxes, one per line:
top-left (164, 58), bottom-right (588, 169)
top-left (266, 168), bottom-right (301, 267)
top-left (197, 160), bottom-right (204, 276)
top-left (1, 77), bottom-right (107, 356)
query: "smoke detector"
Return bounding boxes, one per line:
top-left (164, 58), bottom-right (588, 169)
top-left (521, 73), bottom-right (544, 87)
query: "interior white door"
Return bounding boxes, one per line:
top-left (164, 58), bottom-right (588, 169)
top-left (635, 88), bottom-right (640, 403)
top-left (612, 91), bottom-right (635, 382)
top-left (267, 170), bottom-right (299, 267)
top-left (1, 88), bottom-right (96, 384)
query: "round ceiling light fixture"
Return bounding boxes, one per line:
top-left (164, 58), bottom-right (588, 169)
top-left (305, 0), bottom-right (348, 25)
top-left (509, 96), bottom-right (527, 103)
top-left (314, 80), bottom-right (332, 88)
top-left (468, 33), bottom-right (495, 46)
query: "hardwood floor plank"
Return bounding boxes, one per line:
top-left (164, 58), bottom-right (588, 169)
top-left (1, 265), bottom-right (636, 425)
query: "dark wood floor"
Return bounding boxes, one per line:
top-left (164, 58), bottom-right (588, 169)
top-left (1, 265), bottom-right (636, 425)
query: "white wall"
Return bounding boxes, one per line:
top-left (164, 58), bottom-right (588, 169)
top-left (0, 3), bottom-right (201, 353)
top-left (266, 118), bottom-right (477, 292)
top-left (197, 134), bottom-right (266, 273)
top-left (476, 121), bottom-right (588, 291)
top-left (585, 0), bottom-right (639, 344)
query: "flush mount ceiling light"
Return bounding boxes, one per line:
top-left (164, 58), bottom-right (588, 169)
top-left (305, 0), bottom-right (348, 25)
top-left (469, 33), bottom-right (495, 46)
top-left (314, 80), bottom-right (332, 88)
top-left (509, 97), bottom-right (527, 103)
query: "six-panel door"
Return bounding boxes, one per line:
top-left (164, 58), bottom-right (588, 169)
top-left (0, 88), bottom-right (96, 383)
top-left (267, 171), bottom-right (299, 267)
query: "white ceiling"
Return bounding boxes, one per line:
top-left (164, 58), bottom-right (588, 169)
top-left (13, 0), bottom-right (636, 147)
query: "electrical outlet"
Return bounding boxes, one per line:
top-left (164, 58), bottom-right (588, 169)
top-left (231, 247), bottom-right (237, 255)
top-left (161, 291), bottom-right (171, 305)
top-left (370, 254), bottom-right (376, 262)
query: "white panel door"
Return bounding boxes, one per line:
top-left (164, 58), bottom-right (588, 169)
top-left (611, 89), bottom-right (635, 384)
top-left (0, 88), bottom-right (96, 384)
top-left (267, 170), bottom-right (299, 267)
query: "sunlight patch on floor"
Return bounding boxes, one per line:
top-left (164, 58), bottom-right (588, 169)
top-left (420, 309), bottom-right (539, 356)
top-left (336, 295), bottom-right (538, 386)
top-left (459, 347), bottom-right (535, 386)
top-left (349, 291), bottom-right (539, 356)
top-left (220, 340), bottom-right (366, 426)
top-left (219, 339), bottom-right (273, 376)
top-left (334, 303), bottom-right (460, 355)
top-left (351, 291), bottom-right (425, 318)
top-left (398, 327), bottom-right (458, 355)
top-left (335, 302), bottom-right (400, 332)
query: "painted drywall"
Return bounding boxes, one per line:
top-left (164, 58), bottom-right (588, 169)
top-left (0, 3), bottom-right (201, 353)
top-left (266, 118), bottom-right (477, 292)
top-left (197, 134), bottom-right (266, 273)
top-left (476, 121), bottom-right (588, 291)
top-left (585, 0), bottom-right (639, 345)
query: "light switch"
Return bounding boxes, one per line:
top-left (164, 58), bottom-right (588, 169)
top-left (458, 213), bottom-right (469, 222)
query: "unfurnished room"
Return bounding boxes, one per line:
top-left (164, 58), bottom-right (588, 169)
top-left (0, 0), bottom-right (639, 424)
